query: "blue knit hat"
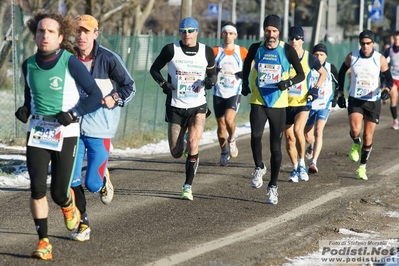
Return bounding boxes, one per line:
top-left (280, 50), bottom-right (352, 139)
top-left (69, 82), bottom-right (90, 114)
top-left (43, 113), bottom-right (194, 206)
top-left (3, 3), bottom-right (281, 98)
top-left (289, 26), bottom-right (305, 40)
top-left (179, 17), bottom-right (199, 32)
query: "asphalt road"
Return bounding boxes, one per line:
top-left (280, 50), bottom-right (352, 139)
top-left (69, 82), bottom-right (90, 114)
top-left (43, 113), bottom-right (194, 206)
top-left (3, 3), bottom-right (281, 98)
top-left (1, 105), bottom-right (399, 266)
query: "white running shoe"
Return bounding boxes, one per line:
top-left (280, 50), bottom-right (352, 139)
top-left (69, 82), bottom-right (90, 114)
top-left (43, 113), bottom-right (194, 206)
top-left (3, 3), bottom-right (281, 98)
top-left (288, 169), bottom-right (299, 182)
top-left (251, 166), bottom-right (266, 188)
top-left (100, 168), bottom-right (114, 204)
top-left (228, 139), bottom-right (238, 158)
top-left (266, 185), bottom-right (278, 205)
top-left (70, 224), bottom-right (91, 241)
top-left (298, 165), bottom-right (309, 181)
top-left (392, 120), bottom-right (399, 130)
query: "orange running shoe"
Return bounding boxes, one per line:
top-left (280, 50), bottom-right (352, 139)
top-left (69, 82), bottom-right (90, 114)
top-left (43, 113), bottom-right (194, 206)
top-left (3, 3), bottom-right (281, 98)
top-left (60, 188), bottom-right (80, 231)
top-left (31, 238), bottom-right (52, 260)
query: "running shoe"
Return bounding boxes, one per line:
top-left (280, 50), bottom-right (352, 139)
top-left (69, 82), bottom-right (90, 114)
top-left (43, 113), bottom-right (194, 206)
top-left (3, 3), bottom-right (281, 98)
top-left (308, 162), bottom-right (318, 174)
top-left (298, 165), bottom-right (309, 181)
top-left (31, 238), bottom-right (52, 260)
top-left (349, 140), bottom-right (361, 162)
top-left (70, 223), bottom-right (91, 242)
top-left (228, 139), bottom-right (238, 158)
top-left (392, 120), bottom-right (399, 130)
top-left (219, 151), bottom-right (230, 166)
top-left (251, 166), bottom-right (266, 188)
top-left (305, 145), bottom-right (313, 160)
top-left (356, 165), bottom-right (368, 180)
top-left (181, 184), bottom-right (193, 200)
top-left (266, 185), bottom-right (278, 205)
top-left (288, 169), bottom-right (299, 182)
top-left (60, 188), bottom-right (80, 231)
top-left (101, 168), bottom-right (114, 205)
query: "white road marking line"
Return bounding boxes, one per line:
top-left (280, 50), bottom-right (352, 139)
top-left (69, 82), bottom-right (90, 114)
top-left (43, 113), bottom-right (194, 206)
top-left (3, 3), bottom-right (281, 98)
top-left (145, 187), bottom-right (351, 266)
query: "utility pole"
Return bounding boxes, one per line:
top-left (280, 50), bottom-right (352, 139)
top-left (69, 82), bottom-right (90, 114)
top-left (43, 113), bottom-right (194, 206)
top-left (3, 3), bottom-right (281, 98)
top-left (259, 0), bottom-right (265, 39)
top-left (217, 0), bottom-right (224, 39)
top-left (180, 0), bottom-right (192, 21)
top-left (309, 0), bottom-right (325, 50)
top-left (359, 0), bottom-right (365, 33)
top-left (283, 0), bottom-right (289, 41)
top-left (232, 0), bottom-right (237, 24)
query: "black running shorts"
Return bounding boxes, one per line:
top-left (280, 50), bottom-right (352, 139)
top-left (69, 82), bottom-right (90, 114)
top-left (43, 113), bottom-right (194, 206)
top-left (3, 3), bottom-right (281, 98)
top-left (347, 96), bottom-right (381, 124)
top-left (165, 103), bottom-right (207, 127)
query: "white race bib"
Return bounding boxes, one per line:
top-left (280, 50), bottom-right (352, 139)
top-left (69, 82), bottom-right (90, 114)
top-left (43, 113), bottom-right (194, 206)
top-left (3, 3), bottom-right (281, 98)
top-left (27, 119), bottom-right (64, 151)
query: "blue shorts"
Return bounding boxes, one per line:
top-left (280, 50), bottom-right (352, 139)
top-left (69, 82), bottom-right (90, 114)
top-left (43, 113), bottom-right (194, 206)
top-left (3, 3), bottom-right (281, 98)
top-left (213, 95), bottom-right (241, 118)
top-left (306, 109), bottom-right (330, 126)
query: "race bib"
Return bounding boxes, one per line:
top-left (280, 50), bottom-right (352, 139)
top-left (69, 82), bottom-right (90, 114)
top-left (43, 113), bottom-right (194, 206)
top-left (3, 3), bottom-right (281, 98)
top-left (258, 63), bottom-right (281, 88)
top-left (27, 119), bottom-right (64, 151)
top-left (218, 72), bottom-right (236, 89)
top-left (176, 74), bottom-right (203, 98)
top-left (355, 74), bottom-right (375, 98)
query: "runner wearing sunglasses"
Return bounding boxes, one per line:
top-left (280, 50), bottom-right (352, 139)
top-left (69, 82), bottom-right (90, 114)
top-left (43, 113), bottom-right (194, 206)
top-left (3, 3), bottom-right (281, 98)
top-left (337, 30), bottom-right (392, 180)
top-left (150, 17), bottom-right (216, 201)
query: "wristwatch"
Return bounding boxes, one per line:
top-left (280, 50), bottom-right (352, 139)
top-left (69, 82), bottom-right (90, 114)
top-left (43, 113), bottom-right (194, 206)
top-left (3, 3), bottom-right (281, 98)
top-left (159, 81), bottom-right (165, 87)
top-left (112, 92), bottom-right (119, 103)
top-left (68, 110), bottom-right (78, 121)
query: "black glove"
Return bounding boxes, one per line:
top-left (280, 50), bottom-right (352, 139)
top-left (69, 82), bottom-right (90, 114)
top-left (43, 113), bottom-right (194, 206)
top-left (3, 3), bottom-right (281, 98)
top-left (241, 81), bottom-right (251, 96)
top-left (15, 106), bottom-right (30, 123)
top-left (235, 71), bottom-right (243, 79)
top-left (204, 77), bottom-right (215, 90)
top-left (56, 111), bottom-right (76, 126)
top-left (381, 89), bottom-right (390, 101)
top-left (307, 87), bottom-right (319, 102)
top-left (337, 95), bottom-right (346, 108)
top-left (161, 82), bottom-right (176, 94)
top-left (277, 79), bottom-right (292, 91)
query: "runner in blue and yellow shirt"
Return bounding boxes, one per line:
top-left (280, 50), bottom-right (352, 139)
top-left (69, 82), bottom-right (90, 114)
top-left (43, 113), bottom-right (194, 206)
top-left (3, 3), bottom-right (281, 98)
top-left (242, 15), bottom-right (304, 205)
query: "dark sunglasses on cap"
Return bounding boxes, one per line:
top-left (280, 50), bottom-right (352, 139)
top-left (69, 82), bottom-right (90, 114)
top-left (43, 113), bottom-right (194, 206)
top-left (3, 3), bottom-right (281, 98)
top-left (360, 41), bottom-right (373, 46)
top-left (179, 28), bottom-right (196, 34)
top-left (289, 37), bottom-right (303, 41)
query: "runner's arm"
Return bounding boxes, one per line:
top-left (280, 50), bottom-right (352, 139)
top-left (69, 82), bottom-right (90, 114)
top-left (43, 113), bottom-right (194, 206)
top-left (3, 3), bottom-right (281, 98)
top-left (285, 44), bottom-right (305, 84)
top-left (150, 43), bottom-right (174, 85)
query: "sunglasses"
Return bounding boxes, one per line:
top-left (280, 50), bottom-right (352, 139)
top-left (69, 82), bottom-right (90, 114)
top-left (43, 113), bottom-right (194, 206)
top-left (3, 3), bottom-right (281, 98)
top-left (360, 41), bottom-right (373, 46)
top-left (289, 37), bottom-right (303, 41)
top-left (179, 28), bottom-right (196, 34)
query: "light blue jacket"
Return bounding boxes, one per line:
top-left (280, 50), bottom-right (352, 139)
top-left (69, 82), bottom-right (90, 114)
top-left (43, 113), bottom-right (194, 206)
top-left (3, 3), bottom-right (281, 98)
top-left (76, 41), bottom-right (136, 138)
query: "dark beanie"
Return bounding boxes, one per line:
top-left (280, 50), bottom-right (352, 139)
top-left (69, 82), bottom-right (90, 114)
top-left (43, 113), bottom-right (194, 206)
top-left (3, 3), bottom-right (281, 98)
top-left (263, 14), bottom-right (282, 31)
top-left (359, 30), bottom-right (374, 42)
top-left (289, 26), bottom-right (305, 40)
top-left (313, 43), bottom-right (328, 56)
